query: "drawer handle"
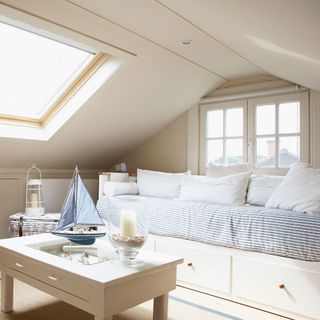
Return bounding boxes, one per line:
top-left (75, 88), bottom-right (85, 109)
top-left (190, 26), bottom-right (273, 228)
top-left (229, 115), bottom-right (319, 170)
top-left (279, 284), bottom-right (285, 289)
top-left (187, 262), bottom-right (193, 267)
top-left (15, 262), bottom-right (24, 268)
top-left (48, 275), bottom-right (58, 281)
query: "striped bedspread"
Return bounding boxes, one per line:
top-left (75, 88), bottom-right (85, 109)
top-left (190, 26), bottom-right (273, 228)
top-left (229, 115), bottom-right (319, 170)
top-left (97, 195), bottom-right (320, 261)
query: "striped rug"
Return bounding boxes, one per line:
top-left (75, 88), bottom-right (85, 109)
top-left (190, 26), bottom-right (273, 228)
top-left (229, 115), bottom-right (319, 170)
top-left (0, 280), bottom-right (288, 320)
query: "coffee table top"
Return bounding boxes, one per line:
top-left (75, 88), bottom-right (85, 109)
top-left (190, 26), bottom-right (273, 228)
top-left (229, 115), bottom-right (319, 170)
top-left (0, 234), bottom-right (183, 286)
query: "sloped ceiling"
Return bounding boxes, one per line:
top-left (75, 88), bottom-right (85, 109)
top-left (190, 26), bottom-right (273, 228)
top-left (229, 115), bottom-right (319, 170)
top-left (0, 0), bottom-right (318, 169)
top-left (158, 0), bottom-right (320, 91)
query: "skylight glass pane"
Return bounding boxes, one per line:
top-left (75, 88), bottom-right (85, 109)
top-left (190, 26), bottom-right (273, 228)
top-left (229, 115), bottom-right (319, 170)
top-left (0, 22), bottom-right (93, 119)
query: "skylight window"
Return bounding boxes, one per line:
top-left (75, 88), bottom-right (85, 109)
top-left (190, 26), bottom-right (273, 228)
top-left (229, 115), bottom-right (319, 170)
top-left (0, 21), bottom-right (107, 126)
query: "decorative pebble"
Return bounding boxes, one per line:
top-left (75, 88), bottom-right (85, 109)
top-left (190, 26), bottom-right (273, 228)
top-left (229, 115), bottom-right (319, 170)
top-left (111, 233), bottom-right (146, 249)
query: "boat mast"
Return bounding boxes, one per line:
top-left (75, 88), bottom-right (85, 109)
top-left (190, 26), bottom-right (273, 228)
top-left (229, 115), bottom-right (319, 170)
top-left (74, 166), bottom-right (79, 227)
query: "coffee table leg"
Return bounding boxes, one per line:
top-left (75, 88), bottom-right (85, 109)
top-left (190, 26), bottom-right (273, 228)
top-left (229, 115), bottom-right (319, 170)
top-left (153, 293), bottom-right (168, 320)
top-left (1, 273), bottom-right (13, 312)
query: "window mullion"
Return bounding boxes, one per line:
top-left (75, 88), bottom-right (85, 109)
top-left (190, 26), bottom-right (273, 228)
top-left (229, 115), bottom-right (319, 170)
top-left (275, 103), bottom-right (279, 168)
top-left (223, 109), bottom-right (226, 164)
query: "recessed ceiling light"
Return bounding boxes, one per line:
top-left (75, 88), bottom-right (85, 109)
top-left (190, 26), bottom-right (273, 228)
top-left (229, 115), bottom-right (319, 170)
top-left (181, 40), bottom-right (193, 46)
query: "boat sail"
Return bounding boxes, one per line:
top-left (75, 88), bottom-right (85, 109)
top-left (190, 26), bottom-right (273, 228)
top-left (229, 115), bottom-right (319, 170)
top-left (52, 167), bottom-right (106, 245)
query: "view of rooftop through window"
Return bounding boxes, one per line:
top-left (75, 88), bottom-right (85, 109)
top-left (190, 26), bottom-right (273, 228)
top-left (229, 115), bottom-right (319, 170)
top-left (255, 101), bottom-right (300, 168)
top-left (0, 21), bottom-right (94, 120)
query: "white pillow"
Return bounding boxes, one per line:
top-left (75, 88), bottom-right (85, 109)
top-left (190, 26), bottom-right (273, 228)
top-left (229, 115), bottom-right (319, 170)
top-left (206, 162), bottom-right (251, 178)
top-left (265, 166), bottom-right (320, 213)
top-left (179, 172), bottom-right (251, 205)
top-left (137, 169), bottom-right (190, 198)
top-left (247, 175), bottom-right (284, 206)
top-left (103, 181), bottom-right (138, 198)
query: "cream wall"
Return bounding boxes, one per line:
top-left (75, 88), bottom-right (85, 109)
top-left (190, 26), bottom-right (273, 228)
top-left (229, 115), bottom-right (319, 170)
top-left (0, 169), bottom-right (98, 239)
top-left (121, 77), bottom-right (320, 175)
top-left (122, 112), bottom-right (188, 173)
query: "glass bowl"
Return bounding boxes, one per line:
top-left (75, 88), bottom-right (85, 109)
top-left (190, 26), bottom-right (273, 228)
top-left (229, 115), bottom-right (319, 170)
top-left (108, 208), bottom-right (148, 267)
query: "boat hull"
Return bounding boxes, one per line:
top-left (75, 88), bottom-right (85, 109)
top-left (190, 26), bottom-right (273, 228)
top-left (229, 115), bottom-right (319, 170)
top-left (52, 231), bottom-right (106, 245)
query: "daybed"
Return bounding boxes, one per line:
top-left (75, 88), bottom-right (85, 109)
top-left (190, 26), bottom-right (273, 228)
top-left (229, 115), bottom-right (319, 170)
top-left (97, 166), bottom-right (320, 320)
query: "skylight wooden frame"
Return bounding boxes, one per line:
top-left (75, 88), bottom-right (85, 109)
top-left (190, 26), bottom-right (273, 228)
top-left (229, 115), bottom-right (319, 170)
top-left (0, 52), bottom-right (110, 128)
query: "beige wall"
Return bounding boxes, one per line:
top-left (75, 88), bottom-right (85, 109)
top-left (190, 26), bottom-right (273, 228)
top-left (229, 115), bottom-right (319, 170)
top-left (0, 169), bottom-right (98, 239)
top-left (121, 77), bottom-right (320, 176)
top-left (122, 112), bottom-right (188, 173)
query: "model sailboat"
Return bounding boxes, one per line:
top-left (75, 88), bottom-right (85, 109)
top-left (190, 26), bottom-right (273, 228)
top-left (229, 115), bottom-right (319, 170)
top-left (52, 167), bottom-right (106, 245)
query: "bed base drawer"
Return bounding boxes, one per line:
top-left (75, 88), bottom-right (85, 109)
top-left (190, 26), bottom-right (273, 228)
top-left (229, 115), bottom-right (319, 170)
top-left (156, 239), bottom-right (231, 295)
top-left (233, 256), bottom-right (320, 319)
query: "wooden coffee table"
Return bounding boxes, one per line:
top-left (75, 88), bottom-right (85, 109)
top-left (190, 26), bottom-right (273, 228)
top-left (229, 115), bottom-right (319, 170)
top-left (0, 234), bottom-right (182, 320)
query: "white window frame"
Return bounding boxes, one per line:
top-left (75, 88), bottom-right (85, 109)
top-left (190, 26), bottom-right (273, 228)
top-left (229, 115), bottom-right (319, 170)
top-left (198, 92), bottom-right (309, 175)
top-left (248, 92), bottom-right (309, 174)
top-left (200, 100), bottom-right (247, 174)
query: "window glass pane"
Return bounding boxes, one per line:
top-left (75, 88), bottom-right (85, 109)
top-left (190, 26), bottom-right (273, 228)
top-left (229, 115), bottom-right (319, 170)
top-left (256, 105), bottom-right (275, 135)
top-left (279, 136), bottom-right (300, 167)
top-left (0, 21), bottom-right (93, 119)
top-left (256, 137), bottom-right (275, 167)
top-left (279, 102), bottom-right (300, 134)
top-left (207, 139), bottom-right (224, 164)
top-left (226, 108), bottom-right (243, 137)
top-left (226, 139), bottom-right (243, 164)
top-left (207, 110), bottom-right (223, 138)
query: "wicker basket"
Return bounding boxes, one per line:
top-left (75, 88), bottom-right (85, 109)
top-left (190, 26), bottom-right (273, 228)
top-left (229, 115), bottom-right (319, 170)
top-left (9, 213), bottom-right (61, 237)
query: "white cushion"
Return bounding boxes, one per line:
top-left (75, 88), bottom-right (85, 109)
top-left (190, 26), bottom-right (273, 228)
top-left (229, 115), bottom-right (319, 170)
top-left (247, 175), bottom-right (284, 206)
top-left (179, 172), bottom-right (251, 205)
top-left (206, 163), bottom-right (251, 178)
top-left (103, 181), bottom-right (138, 198)
top-left (265, 165), bottom-right (320, 213)
top-left (137, 169), bottom-right (190, 198)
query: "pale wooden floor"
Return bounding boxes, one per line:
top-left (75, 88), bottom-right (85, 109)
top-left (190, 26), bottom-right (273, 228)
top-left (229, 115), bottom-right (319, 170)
top-left (0, 278), bottom-right (291, 320)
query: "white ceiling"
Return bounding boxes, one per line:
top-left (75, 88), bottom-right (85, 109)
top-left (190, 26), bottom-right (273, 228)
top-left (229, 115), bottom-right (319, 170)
top-left (158, 0), bottom-right (320, 91)
top-left (0, 0), bottom-right (318, 169)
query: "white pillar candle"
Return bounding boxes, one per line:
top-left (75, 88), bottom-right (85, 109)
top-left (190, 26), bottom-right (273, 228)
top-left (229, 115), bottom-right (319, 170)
top-left (31, 192), bottom-right (38, 208)
top-left (120, 210), bottom-right (136, 237)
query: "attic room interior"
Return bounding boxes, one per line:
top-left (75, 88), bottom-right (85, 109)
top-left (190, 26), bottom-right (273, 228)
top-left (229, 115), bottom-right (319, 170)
top-left (0, 1), bottom-right (320, 320)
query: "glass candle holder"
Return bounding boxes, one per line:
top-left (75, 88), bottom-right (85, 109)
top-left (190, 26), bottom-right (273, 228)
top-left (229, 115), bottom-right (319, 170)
top-left (108, 209), bottom-right (148, 267)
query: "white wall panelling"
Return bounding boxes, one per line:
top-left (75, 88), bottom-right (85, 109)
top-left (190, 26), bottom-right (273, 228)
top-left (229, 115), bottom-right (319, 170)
top-left (187, 105), bottom-right (199, 174)
top-left (310, 90), bottom-right (320, 168)
top-left (0, 169), bottom-right (98, 238)
top-left (0, 178), bottom-right (24, 238)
